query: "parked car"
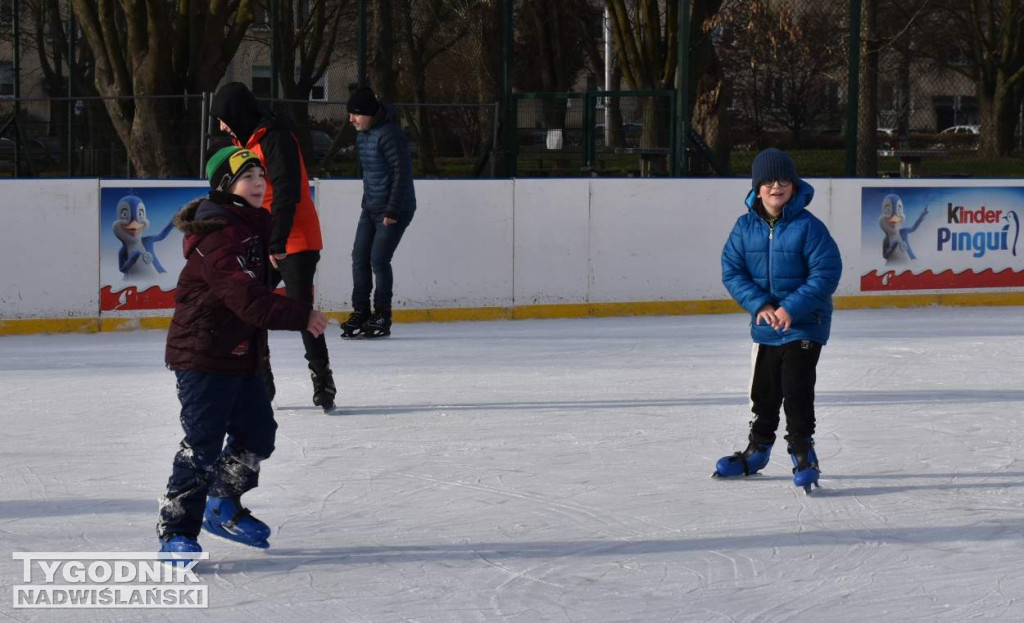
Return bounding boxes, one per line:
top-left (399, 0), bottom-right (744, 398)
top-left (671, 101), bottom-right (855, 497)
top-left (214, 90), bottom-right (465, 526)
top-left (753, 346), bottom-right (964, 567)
top-left (940, 124), bottom-right (980, 136)
top-left (877, 127), bottom-right (897, 150)
top-left (0, 136), bottom-right (60, 168)
top-left (310, 130), bottom-right (332, 159)
top-left (937, 124), bottom-right (980, 150)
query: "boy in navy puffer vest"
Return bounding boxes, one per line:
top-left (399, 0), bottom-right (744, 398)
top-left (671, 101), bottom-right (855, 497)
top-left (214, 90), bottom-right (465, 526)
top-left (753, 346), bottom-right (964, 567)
top-left (712, 148), bottom-right (842, 493)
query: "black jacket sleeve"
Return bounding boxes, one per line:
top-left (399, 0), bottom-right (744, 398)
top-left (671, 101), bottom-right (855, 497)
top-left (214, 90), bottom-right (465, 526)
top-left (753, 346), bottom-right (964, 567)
top-left (379, 126), bottom-right (413, 221)
top-left (260, 127), bottom-right (303, 253)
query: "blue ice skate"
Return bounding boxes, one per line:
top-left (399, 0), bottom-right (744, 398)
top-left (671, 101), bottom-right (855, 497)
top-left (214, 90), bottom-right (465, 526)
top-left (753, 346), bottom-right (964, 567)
top-left (788, 438), bottom-right (820, 494)
top-left (202, 496), bottom-right (271, 549)
top-left (159, 535), bottom-right (202, 567)
top-left (712, 440), bottom-right (773, 478)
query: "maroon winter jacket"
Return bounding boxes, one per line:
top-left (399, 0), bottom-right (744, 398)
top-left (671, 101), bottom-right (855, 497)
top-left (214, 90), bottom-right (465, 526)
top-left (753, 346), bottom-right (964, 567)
top-left (165, 191), bottom-right (311, 376)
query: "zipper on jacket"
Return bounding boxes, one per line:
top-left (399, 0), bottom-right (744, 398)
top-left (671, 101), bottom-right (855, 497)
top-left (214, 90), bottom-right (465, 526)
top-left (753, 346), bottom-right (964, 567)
top-left (767, 221), bottom-right (776, 293)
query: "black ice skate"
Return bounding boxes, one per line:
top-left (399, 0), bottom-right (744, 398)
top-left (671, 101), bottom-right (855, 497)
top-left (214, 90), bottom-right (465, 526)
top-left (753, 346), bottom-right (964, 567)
top-left (310, 363), bottom-right (337, 413)
top-left (340, 309), bottom-right (370, 339)
top-left (361, 309), bottom-right (392, 338)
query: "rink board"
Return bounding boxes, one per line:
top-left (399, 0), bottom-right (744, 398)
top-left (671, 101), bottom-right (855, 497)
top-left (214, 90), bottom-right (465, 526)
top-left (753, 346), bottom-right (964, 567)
top-left (3, 178), bottom-right (1024, 334)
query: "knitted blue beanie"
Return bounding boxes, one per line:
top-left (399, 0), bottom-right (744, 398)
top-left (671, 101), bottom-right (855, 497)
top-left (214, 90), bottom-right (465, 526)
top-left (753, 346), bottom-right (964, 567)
top-left (751, 148), bottom-right (798, 190)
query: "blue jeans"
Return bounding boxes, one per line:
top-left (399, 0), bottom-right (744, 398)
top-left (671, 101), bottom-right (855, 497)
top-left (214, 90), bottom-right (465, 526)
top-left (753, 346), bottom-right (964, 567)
top-left (351, 209), bottom-right (412, 311)
top-left (157, 371), bottom-right (277, 539)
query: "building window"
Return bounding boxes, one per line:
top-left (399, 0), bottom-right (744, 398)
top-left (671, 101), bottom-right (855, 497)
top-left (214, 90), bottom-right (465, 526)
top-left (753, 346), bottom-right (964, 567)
top-left (0, 63), bottom-right (14, 97)
top-left (308, 74), bottom-right (327, 101)
top-left (252, 66), bottom-right (272, 99)
top-left (252, 5), bottom-right (270, 30)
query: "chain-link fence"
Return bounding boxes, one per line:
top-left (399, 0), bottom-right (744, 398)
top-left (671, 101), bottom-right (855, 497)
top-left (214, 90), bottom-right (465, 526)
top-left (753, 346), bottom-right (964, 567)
top-left (2, 0), bottom-right (1023, 179)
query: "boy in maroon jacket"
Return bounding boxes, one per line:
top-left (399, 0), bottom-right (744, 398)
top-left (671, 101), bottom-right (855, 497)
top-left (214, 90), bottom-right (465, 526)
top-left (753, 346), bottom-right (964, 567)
top-left (158, 146), bottom-right (328, 555)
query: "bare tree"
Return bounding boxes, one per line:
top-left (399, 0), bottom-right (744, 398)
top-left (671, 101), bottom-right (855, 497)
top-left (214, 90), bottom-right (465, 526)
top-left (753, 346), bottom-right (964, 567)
top-left (606, 0), bottom-right (727, 170)
top-left (913, 0), bottom-right (1024, 157)
top-left (391, 0), bottom-right (478, 175)
top-left (719, 0), bottom-right (845, 149)
top-left (69, 0), bottom-right (256, 176)
top-left (268, 0), bottom-right (352, 165)
top-left (514, 0), bottom-right (601, 130)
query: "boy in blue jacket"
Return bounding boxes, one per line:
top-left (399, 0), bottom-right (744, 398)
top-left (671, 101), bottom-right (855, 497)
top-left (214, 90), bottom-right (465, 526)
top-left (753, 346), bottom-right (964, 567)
top-left (713, 148), bottom-right (842, 492)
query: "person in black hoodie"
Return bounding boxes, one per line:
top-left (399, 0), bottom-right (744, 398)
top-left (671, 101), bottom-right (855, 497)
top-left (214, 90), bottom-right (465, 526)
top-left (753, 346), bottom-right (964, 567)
top-left (340, 87), bottom-right (416, 338)
top-left (158, 146), bottom-right (328, 554)
top-left (210, 82), bottom-right (335, 412)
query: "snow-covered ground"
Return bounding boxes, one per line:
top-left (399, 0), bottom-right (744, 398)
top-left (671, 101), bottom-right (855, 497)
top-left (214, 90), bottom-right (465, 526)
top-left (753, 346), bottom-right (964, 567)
top-left (2, 306), bottom-right (1023, 622)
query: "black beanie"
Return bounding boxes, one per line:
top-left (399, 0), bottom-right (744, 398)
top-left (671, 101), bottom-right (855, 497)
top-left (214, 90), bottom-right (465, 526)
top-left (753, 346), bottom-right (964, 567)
top-left (751, 148), bottom-right (799, 190)
top-left (347, 88), bottom-right (380, 116)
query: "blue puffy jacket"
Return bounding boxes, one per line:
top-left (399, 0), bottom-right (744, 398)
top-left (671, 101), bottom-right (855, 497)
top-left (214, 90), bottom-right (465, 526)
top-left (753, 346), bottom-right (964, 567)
top-left (355, 103), bottom-right (417, 221)
top-left (721, 180), bottom-right (842, 346)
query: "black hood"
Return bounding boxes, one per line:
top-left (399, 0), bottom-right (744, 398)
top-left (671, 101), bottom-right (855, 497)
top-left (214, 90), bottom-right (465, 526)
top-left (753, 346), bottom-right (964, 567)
top-left (211, 82), bottom-right (264, 144)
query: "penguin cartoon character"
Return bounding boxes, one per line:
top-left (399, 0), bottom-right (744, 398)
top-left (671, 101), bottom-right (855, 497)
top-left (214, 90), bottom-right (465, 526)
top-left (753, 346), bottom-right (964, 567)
top-left (879, 193), bottom-right (928, 265)
top-left (112, 194), bottom-right (174, 280)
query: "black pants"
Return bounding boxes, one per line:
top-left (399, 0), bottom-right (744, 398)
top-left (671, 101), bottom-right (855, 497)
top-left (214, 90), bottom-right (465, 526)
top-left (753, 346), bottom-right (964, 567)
top-left (158, 371), bottom-right (276, 539)
top-left (748, 340), bottom-right (822, 446)
top-left (269, 250), bottom-right (329, 368)
top-left (351, 210), bottom-right (412, 311)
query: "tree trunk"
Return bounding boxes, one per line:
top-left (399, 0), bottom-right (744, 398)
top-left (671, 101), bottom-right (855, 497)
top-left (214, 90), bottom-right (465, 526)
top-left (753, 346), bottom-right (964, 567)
top-left (412, 77), bottom-right (440, 175)
top-left (977, 83), bottom-right (1016, 157)
top-left (371, 0), bottom-right (398, 98)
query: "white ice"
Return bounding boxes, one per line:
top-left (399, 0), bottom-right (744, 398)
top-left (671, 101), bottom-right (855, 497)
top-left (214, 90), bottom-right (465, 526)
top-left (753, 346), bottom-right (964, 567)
top-left (1, 306), bottom-right (1023, 622)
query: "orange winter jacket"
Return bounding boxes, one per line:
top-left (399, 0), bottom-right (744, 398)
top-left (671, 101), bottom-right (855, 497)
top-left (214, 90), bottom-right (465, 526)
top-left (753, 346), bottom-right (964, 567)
top-left (239, 122), bottom-right (323, 255)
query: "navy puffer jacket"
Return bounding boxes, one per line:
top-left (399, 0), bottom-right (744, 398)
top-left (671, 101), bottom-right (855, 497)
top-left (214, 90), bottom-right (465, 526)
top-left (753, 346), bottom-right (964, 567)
top-left (355, 103), bottom-right (417, 221)
top-left (721, 180), bottom-right (842, 346)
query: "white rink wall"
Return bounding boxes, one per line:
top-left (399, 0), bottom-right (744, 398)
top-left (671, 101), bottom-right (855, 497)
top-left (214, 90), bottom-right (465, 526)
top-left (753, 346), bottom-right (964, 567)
top-left (0, 179), bottom-right (100, 320)
top-left (2, 177), bottom-right (1024, 331)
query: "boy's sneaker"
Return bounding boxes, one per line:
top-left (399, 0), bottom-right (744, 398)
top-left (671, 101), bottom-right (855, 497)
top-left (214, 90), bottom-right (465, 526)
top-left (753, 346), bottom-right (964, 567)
top-left (159, 535), bottom-right (202, 566)
top-left (202, 496), bottom-right (271, 548)
top-left (340, 309), bottom-right (370, 338)
top-left (361, 310), bottom-right (392, 338)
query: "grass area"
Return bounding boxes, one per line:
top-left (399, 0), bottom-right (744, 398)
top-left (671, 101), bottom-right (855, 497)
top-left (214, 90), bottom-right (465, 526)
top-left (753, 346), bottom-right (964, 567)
top-left (732, 149), bottom-right (1024, 179)
top-left (3, 149), bottom-right (1022, 180)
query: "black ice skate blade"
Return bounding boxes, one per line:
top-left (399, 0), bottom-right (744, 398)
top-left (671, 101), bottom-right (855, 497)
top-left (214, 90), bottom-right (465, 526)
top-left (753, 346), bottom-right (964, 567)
top-left (201, 529), bottom-right (270, 550)
top-left (710, 471), bottom-right (766, 479)
top-left (800, 482), bottom-right (821, 495)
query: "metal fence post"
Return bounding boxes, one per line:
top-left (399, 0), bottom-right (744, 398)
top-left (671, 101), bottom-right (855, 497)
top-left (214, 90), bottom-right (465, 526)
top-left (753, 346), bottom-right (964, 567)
top-left (12, 0), bottom-right (20, 178)
top-left (675, 0), bottom-right (690, 177)
top-left (270, 0), bottom-right (279, 102)
top-left (358, 0), bottom-right (367, 88)
top-left (67, 9), bottom-right (75, 177)
top-left (503, 0), bottom-right (516, 177)
top-left (846, 0), bottom-right (862, 176)
top-left (199, 92), bottom-right (209, 178)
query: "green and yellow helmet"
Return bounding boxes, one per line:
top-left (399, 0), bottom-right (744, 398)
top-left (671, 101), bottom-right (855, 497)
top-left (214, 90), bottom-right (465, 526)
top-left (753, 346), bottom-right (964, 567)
top-left (206, 146), bottom-right (263, 192)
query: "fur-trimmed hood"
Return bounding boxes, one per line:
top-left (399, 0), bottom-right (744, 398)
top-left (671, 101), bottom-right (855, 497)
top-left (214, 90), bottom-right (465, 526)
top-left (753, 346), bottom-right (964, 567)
top-left (174, 191), bottom-right (271, 258)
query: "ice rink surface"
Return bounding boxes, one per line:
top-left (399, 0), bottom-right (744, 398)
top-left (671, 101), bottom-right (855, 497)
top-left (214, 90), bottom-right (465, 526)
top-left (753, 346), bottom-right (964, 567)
top-left (2, 306), bottom-right (1023, 622)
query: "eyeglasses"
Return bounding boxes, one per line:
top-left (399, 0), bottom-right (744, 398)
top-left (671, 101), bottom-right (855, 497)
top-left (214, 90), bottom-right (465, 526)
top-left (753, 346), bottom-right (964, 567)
top-left (759, 179), bottom-right (793, 188)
